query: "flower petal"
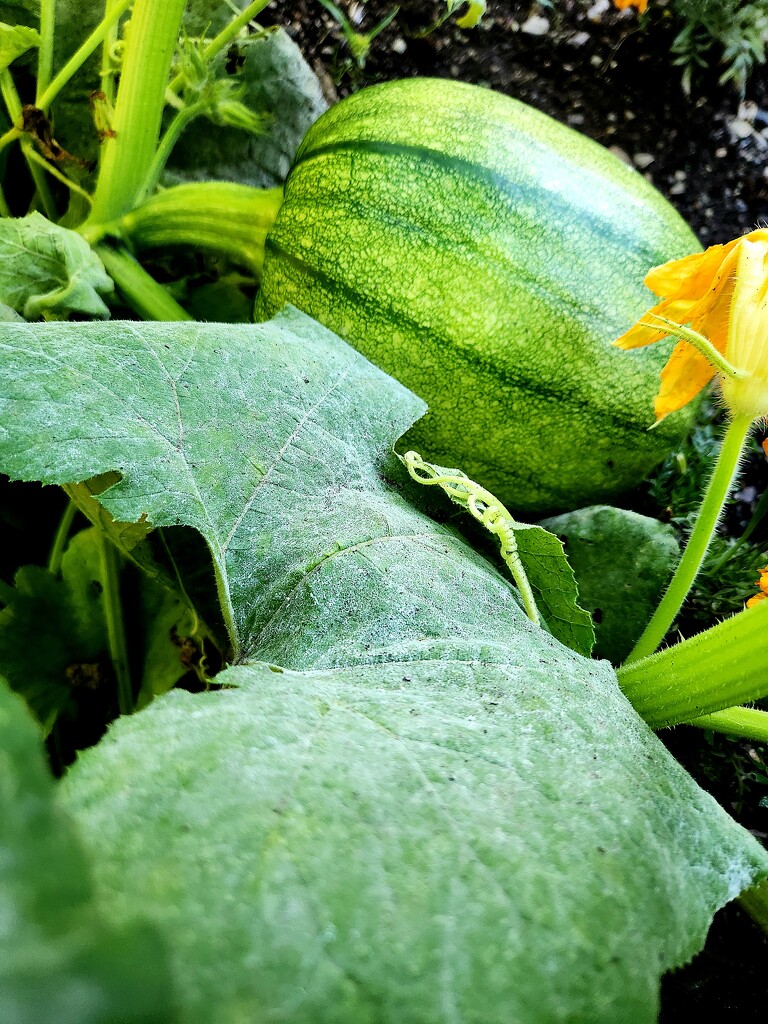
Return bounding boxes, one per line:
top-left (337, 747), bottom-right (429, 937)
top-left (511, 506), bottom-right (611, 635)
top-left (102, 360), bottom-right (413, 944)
top-left (678, 246), bottom-right (739, 349)
top-left (726, 238), bottom-right (768, 375)
top-left (645, 250), bottom-right (716, 299)
top-left (654, 340), bottom-right (716, 420)
top-left (614, 297), bottom-right (699, 350)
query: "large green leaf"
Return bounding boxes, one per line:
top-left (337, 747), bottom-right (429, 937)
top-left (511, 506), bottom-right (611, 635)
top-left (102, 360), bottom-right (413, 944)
top-left (0, 308), bottom-right (433, 660)
top-left (0, 309), bottom-right (766, 1021)
top-left (0, 675), bottom-right (176, 1022)
top-left (62, 659), bottom-right (768, 1024)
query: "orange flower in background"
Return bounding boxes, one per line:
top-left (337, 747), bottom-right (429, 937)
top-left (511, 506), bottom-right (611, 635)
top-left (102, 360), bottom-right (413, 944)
top-left (746, 565), bottom-right (768, 608)
top-left (614, 228), bottom-right (768, 422)
top-left (613, 0), bottom-right (649, 13)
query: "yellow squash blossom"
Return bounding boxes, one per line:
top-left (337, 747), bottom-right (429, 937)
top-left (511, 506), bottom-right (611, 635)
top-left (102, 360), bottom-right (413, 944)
top-left (614, 228), bottom-right (768, 422)
top-left (747, 565), bottom-right (768, 608)
top-left (613, 0), bottom-right (649, 13)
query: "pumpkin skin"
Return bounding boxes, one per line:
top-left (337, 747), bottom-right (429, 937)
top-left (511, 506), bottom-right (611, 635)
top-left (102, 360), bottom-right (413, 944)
top-left (255, 77), bottom-right (700, 515)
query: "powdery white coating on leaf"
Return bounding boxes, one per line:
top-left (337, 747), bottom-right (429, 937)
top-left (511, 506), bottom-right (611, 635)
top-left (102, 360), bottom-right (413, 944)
top-left (0, 308), bottom-right (428, 659)
top-left (0, 307), bottom-right (766, 1021)
top-left (62, 658), bottom-right (768, 1024)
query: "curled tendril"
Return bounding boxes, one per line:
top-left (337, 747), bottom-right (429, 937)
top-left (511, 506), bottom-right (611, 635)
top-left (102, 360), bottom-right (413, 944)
top-left (400, 451), bottom-right (540, 625)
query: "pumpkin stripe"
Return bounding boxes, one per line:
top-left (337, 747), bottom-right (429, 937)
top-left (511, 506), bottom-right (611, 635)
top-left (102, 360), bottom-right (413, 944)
top-left (291, 138), bottom-right (651, 259)
top-left (264, 234), bottom-right (671, 437)
top-left (257, 79), bottom-right (701, 513)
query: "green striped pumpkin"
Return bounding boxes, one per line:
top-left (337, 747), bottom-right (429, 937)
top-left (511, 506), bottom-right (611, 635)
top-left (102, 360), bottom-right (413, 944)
top-left (255, 78), bottom-right (700, 514)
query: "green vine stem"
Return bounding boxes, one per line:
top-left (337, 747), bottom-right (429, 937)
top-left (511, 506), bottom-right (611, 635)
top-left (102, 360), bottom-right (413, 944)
top-left (95, 244), bottom-right (192, 321)
top-left (47, 499), bottom-right (78, 576)
top-left (96, 529), bottom-right (133, 715)
top-left (640, 316), bottom-right (744, 384)
top-left (84, 182), bottom-right (284, 276)
top-left (87, 0), bottom-right (187, 224)
top-left (36, 0), bottom-right (56, 103)
top-left (0, 71), bottom-right (57, 218)
top-left (136, 102), bottom-right (207, 204)
top-left (617, 598), bottom-right (768, 728)
top-left (23, 142), bottom-right (93, 205)
top-left (400, 450), bottom-right (541, 625)
top-left (624, 412), bottom-right (753, 664)
top-left (687, 706), bottom-right (768, 742)
top-left (36, 0), bottom-right (135, 112)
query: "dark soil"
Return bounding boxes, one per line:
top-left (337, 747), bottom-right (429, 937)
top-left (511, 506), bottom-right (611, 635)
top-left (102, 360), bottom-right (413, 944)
top-left (261, 0), bottom-right (768, 1017)
top-left (265, 0), bottom-right (768, 242)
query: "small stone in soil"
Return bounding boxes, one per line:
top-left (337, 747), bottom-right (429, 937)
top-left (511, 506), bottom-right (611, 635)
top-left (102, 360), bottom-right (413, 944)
top-left (729, 119), bottom-right (754, 140)
top-left (587, 0), bottom-right (610, 19)
top-left (521, 15), bottom-right (549, 36)
top-left (608, 145), bottom-right (632, 165)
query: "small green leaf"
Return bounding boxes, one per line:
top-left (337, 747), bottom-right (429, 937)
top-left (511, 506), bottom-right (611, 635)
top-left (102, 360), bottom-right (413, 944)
top-left (135, 568), bottom-right (201, 708)
top-left (512, 520), bottom-right (596, 656)
top-left (0, 530), bottom-right (109, 731)
top-left (0, 21), bottom-right (39, 71)
top-left (0, 675), bottom-right (176, 1022)
top-left (0, 214), bottom-right (113, 319)
top-left (540, 506), bottom-right (680, 663)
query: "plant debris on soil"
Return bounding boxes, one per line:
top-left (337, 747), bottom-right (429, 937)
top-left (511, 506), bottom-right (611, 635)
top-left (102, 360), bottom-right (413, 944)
top-left (260, 1), bottom-right (768, 1017)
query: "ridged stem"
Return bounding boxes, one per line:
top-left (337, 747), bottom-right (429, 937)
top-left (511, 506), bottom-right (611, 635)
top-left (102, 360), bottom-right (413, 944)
top-left (624, 413), bottom-right (753, 664)
top-left (100, 0), bottom-right (122, 106)
top-left (617, 598), bottom-right (768, 728)
top-left (136, 102), bottom-right (204, 204)
top-left (87, 0), bottom-right (187, 223)
top-left (36, 0), bottom-right (135, 112)
top-left (84, 182), bottom-right (284, 275)
top-left (687, 706), bottom-right (768, 742)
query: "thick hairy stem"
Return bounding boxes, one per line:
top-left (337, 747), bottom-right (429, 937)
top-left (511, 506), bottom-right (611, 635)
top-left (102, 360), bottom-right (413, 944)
top-left (624, 413), bottom-right (752, 664)
top-left (87, 0), bottom-right (187, 223)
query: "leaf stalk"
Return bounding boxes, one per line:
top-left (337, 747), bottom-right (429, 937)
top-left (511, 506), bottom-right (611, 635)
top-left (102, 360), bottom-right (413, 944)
top-left (624, 413), bottom-right (753, 664)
